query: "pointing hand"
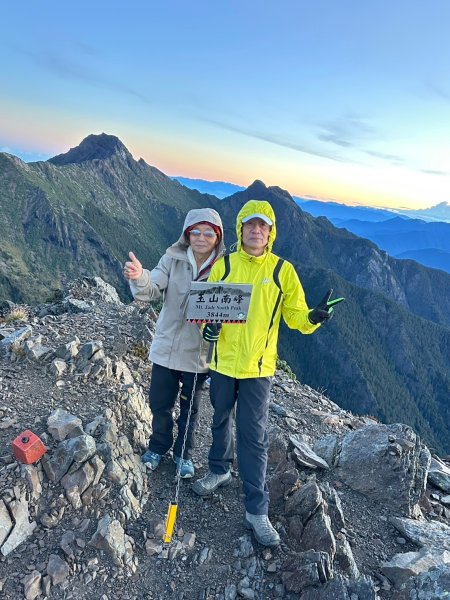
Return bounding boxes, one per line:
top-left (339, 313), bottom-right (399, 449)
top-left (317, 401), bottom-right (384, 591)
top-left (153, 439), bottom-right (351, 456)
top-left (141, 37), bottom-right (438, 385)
top-left (308, 289), bottom-right (345, 325)
top-left (123, 251), bottom-right (144, 280)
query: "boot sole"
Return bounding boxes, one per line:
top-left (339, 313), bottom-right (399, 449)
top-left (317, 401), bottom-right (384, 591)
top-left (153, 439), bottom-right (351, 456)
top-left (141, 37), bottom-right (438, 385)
top-left (144, 462), bottom-right (160, 471)
top-left (192, 474), bottom-right (232, 496)
top-left (177, 472), bottom-right (194, 479)
top-left (244, 519), bottom-right (281, 547)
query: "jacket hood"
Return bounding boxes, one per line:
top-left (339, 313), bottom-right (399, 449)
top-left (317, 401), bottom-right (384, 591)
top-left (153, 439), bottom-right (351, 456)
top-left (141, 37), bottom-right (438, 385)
top-left (169, 207), bottom-right (225, 257)
top-left (236, 200), bottom-right (276, 253)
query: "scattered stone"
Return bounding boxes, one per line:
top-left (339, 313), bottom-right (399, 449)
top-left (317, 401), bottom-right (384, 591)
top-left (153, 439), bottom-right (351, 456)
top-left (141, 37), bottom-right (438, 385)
top-left (290, 434), bottom-right (330, 469)
top-left (47, 408), bottom-right (83, 441)
top-left (428, 457), bottom-right (450, 493)
top-left (315, 424), bottom-right (430, 516)
top-left (182, 532), bottom-right (196, 549)
top-left (0, 499), bottom-right (13, 547)
top-left (42, 434), bottom-right (96, 482)
top-left (390, 517), bottom-right (450, 551)
top-left (89, 515), bottom-right (129, 566)
top-left (397, 564), bottom-right (450, 599)
top-left (0, 497), bottom-right (36, 556)
top-left (47, 553), bottom-right (70, 585)
top-left (0, 325), bottom-right (32, 355)
top-left (145, 539), bottom-right (162, 555)
top-left (281, 550), bottom-right (333, 593)
top-left (381, 547), bottom-right (450, 587)
top-left (23, 570), bottom-right (42, 600)
top-left (0, 277), bottom-right (448, 600)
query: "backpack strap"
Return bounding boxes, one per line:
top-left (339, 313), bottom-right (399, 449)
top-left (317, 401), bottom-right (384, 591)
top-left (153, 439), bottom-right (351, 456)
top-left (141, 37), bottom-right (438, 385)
top-left (221, 253), bottom-right (231, 281)
top-left (273, 258), bottom-right (284, 293)
top-left (268, 258), bottom-right (285, 329)
top-left (257, 258), bottom-right (285, 374)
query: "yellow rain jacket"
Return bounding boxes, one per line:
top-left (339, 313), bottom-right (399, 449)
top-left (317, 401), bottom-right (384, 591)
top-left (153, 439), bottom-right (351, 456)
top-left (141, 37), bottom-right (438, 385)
top-left (208, 200), bottom-right (319, 379)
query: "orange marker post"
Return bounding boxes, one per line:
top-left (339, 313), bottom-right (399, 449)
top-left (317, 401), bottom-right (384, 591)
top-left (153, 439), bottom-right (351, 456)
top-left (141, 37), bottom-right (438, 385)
top-left (12, 430), bottom-right (47, 464)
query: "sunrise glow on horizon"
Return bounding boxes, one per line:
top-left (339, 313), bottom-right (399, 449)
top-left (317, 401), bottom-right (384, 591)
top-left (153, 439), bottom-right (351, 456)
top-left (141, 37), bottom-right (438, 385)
top-left (1, 1), bottom-right (450, 211)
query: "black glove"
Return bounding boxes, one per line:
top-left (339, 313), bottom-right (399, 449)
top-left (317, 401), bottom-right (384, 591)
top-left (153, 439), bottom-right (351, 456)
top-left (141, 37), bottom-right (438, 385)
top-left (203, 323), bottom-right (222, 342)
top-left (308, 289), bottom-right (345, 325)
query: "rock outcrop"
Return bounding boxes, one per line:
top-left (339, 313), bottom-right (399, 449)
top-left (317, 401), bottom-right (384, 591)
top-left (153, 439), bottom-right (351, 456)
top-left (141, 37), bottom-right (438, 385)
top-left (0, 277), bottom-right (449, 599)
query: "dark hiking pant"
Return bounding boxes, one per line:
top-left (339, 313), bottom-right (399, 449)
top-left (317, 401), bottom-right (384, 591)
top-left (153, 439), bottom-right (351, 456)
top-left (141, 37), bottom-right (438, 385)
top-left (147, 363), bottom-right (207, 460)
top-left (208, 371), bottom-right (272, 515)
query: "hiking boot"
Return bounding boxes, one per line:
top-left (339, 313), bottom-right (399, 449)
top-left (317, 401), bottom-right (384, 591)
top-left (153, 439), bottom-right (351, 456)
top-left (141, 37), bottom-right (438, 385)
top-left (142, 450), bottom-right (161, 471)
top-left (191, 470), bottom-right (232, 496)
top-left (173, 455), bottom-right (195, 479)
top-left (244, 512), bottom-right (280, 547)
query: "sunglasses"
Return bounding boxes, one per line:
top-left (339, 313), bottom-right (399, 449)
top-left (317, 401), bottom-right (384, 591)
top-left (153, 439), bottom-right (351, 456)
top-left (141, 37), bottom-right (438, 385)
top-left (189, 229), bottom-right (216, 238)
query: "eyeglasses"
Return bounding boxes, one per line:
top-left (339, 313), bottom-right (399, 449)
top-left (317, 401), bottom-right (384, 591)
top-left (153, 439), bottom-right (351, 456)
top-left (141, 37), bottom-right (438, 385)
top-left (189, 229), bottom-right (216, 238)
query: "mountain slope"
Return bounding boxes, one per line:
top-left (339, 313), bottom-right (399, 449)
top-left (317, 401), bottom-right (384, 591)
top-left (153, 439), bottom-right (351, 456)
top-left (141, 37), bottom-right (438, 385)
top-left (332, 217), bottom-right (450, 274)
top-left (218, 181), bottom-right (450, 453)
top-left (1, 136), bottom-right (449, 454)
top-left (220, 181), bottom-right (450, 328)
top-left (0, 134), bottom-right (219, 302)
top-left (394, 248), bottom-right (450, 273)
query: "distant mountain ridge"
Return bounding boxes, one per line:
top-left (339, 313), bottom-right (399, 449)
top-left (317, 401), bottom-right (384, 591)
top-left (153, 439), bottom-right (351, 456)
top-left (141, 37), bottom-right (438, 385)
top-left (394, 248), bottom-right (450, 271)
top-left (218, 180), bottom-right (450, 454)
top-left (175, 175), bottom-right (450, 223)
top-left (173, 176), bottom-right (245, 199)
top-left (399, 201), bottom-right (450, 222)
top-left (297, 199), bottom-right (397, 222)
top-left (1, 134), bottom-right (449, 455)
top-left (175, 177), bottom-right (450, 273)
top-left (333, 217), bottom-right (450, 274)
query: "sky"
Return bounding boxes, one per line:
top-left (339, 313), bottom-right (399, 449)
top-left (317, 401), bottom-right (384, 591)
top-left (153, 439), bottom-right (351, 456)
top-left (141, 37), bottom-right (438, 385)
top-left (1, 1), bottom-right (450, 210)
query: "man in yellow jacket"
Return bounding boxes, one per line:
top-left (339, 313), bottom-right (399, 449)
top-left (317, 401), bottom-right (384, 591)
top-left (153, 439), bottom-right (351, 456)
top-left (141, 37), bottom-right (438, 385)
top-left (192, 200), bottom-right (339, 547)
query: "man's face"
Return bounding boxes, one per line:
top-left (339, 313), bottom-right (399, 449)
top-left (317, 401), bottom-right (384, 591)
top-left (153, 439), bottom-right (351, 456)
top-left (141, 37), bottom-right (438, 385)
top-left (242, 218), bottom-right (271, 256)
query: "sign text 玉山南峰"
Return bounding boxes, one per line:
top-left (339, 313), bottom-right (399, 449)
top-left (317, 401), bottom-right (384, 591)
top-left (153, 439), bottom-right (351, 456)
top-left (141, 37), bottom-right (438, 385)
top-left (186, 282), bottom-right (253, 323)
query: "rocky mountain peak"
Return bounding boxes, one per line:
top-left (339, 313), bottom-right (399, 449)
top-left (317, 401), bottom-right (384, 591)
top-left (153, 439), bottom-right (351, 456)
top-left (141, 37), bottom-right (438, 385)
top-left (1, 278), bottom-right (450, 598)
top-left (246, 179), bottom-right (269, 197)
top-left (48, 133), bottom-right (132, 166)
top-left (239, 180), bottom-right (294, 205)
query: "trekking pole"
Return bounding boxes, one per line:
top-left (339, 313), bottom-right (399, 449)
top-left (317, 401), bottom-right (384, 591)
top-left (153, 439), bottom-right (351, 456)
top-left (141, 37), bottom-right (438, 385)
top-left (163, 344), bottom-right (202, 544)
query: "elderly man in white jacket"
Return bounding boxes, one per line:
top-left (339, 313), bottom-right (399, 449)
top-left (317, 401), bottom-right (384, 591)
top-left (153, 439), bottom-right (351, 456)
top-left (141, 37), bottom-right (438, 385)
top-left (124, 208), bottom-right (224, 478)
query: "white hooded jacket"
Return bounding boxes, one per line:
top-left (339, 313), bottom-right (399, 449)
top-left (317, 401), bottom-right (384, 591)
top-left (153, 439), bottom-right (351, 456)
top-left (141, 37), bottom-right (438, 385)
top-left (129, 208), bottom-right (224, 372)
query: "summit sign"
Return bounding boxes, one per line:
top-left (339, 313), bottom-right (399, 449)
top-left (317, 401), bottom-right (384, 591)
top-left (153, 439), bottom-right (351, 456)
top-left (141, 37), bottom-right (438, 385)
top-left (186, 282), bottom-right (253, 323)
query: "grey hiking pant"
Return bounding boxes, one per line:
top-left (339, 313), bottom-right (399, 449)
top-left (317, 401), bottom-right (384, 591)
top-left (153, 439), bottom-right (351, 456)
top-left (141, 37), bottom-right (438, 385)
top-left (208, 371), bottom-right (272, 515)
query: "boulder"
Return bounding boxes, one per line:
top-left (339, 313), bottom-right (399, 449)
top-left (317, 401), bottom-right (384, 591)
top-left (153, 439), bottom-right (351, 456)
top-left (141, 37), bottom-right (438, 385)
top-left (315, 424), bottom-right (430, 516)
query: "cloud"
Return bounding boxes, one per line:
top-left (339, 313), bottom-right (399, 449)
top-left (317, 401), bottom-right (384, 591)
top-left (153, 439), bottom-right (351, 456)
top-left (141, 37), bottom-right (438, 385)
top-left (365, 150), bottom-right (449, 176)
top-left (428, 82), bottom-right (450, 103)
top-left (364, 149), bottom-right (405, 164)
top-left (316, 115), bottom-right (448, 176)
top-left (316, 115), bottom-right (377, 149)
top-left (72, 40), bottom-right (101, 58)
top-left (205, 112), bottom-right (447, 179)
top-left (204, 117), bottom-right (352, 163)
top-left (16, 43), bottom-right (152, 105)
top-left (316, 115), bottom-right (404, 162)
top-left (317, 133), bottom-right (353, 148)
top-left (419, 168), bottom-right (449, 176)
